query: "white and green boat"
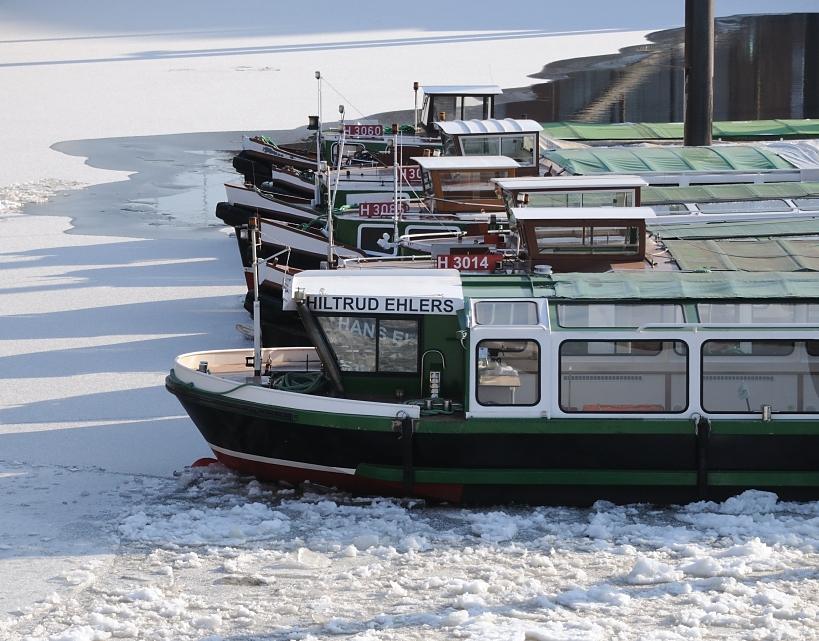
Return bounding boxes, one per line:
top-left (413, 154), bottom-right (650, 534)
top-left (168, 201), bottom-right (819, 504)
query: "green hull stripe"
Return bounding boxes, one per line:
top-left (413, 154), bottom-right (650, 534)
top-left (357, 465), bottom-right (696, 486)
top-left (358, 466), bottom-right (819, 487)
top-left (710, 422), bottom-right (819, 436)
top-left (418, 418), bottom-right (694, 435)
top-left (708, 471), bottom-right (819, 486)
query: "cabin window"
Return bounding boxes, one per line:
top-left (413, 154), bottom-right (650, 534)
top-left (433, 96), bottom-right (456, 122)
top-left (533, 225), bottom-right (640, 254)
top-left (439, 169), bottom-right (511, 200)
top-left (317, 316), bottom-right (419, 373)
top-left (460, 135), bottom-right (536, 165)
top-left (460, 96), bottom-right (484, 119)
top-left (476, 339), bottom-right (540, 406)
top-left (378, 320), bottom-right (419, 372)
top-left (697, 303), bottom-right (819, 324)
top-left (475, 301), bottom-right (538, 326)
top-left (520, 190), bottom-right (634, 208)
top-left (557, 303), bottom-right (684, 328)
top-left (702, 340), bottom-right (794, 357)
top-left (559, 340), bottom-right (688, 413)
top-left (701, 340), bottom-right (819, 413)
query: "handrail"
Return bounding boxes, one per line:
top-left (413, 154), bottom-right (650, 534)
top-left (638, 322), bottom-right (819, 332)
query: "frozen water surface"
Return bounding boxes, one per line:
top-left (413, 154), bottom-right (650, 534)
top-left (2, 1), bottom-right (819, 639)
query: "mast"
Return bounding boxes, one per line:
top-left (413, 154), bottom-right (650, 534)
top-left (249, 216), bottom-right (262, 379)
top-left (393, 123), bottom-right (399, 248)
top-left (314, 71), bottom-right (322, 207)
top-left (413, 81), bottom-right (419, 133)
top-left (327, 104), bottom-right (345, 268)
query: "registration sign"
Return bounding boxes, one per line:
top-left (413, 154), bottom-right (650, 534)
top-left (436, 254), bottom-right (501, 272)
top-left (359, 201), bottom-right (408, 217)
top-left (344, 123), bottom-right (384, 136)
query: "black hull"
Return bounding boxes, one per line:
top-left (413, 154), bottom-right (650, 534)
top-left (233, 149), bottom-right (316, 186)
top-left (167, 373), bottom-right (819, 506)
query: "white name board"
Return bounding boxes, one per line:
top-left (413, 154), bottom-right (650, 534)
top-left (305, 295), bottom-right (458, 314)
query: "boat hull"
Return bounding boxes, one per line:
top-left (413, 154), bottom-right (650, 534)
top-left (166, 371), bottom-right (819, 505)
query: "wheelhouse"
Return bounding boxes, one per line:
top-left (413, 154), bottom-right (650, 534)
top-left (436, 119), bottom-right (542, 175)
top-left (493, 175), bottom-right (647, 209)
top-left (412, 155), bottom-right (519, 214)
top-left (510, 206), bottom-right (655, 271)
top-left (419, 85), bottom-right (502, 134)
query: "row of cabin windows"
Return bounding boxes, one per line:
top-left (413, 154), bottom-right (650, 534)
top-left (515, 190), bottom-right (635, 208)
top-left (477, 339), bottom-right (819, 413)
top-left (533, 225), bottom-right (640, 254)
top-left (472, 302), bottom-right (819, 327)
top-left (459, 134), bottom-right (537, 166)
top-left (314, 315), bottom-right (819, 415)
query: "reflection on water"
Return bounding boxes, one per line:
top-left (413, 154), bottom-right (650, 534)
top-left (122, 152), bottom-right (236, 227)
top-left (497, 12), bottom-right (819, 123)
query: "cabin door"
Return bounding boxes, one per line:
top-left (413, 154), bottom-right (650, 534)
top-left (467, 325), bottom-right (550, 419)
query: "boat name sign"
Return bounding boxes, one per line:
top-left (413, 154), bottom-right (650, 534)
top-left (304, 294), bottom-right (458, 314)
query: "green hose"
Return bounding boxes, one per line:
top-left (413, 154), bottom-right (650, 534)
top-left (270, 371), bottom-right (327, 394)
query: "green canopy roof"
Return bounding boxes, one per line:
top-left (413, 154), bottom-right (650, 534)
top-left (549, 271), bottom-right (819, 299)
top-left (541, 119), bottom-right (819, 141)
top-left (461, 271), bottom-right (819, 301)
top-left (665, 239), bottom-right (819, 272)
top-left (649, 217), bottom-right (819, 240)
top-left (544, 145), bottom-right (795, 175)
top-left (642, 182), bottom-right (819, 205)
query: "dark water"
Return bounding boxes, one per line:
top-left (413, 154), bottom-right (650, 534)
top-left (495, 12), bottom-right (819, 123)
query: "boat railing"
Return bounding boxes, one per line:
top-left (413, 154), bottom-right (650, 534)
top-left (637, 322), bottom-right (819, 332)
top-left (340, 254), bottom-right (435, 268)
top-left (398, 230), bottom-right (468, 242)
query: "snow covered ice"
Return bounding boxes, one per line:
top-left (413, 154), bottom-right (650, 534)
top-left (5, 465), bottom-right (819, 640)
top-left (2, 1), bottom-right (819, 639)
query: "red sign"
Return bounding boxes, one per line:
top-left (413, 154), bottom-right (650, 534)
top-left (436, 253), bottom-right (502, 272)
top-left (400, 165), bottom-right (423, 184)
top-left (344, 123), bottom-right (384, 137)
top-left (359, 201), bottom-right (408, 217)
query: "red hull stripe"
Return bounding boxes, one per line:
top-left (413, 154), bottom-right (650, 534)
top-left (209, 445), bottom-right (464, 503)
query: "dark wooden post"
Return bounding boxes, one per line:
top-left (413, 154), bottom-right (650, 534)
top-left (684, 0), bottom-right (714, 146)
top-left (805, 14), bottom-right (819, 118)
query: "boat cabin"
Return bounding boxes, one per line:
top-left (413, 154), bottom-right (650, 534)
top-left (419, 85), bottom-right (502, 135)
top-left (493, 175), bottom-right (647, 209)
top-left (282, 269), bottom-right (819, 425)
top-left (413, 155), bottom-right (519, 214)
top-left (170, 266), bottom-right (819, 505)
top-left (435, 119), bottom-right (542, 175)
top-left (509, 206), bottom-right (655, 271)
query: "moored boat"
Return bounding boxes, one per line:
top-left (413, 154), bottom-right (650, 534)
top-left (168, 195), bottom-right (819, 504)
top-left (167, 266), bottom-right (819, 505)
